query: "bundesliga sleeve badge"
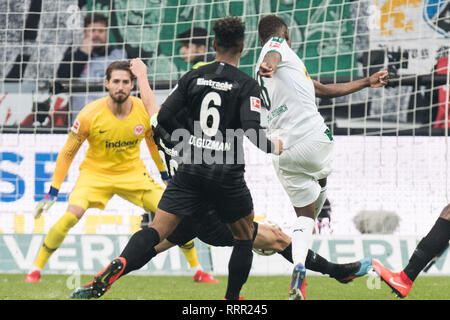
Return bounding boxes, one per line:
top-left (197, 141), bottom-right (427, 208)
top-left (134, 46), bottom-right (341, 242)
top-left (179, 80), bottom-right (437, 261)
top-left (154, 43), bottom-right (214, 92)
top-left (268, 37), bottom-right (284, 49)
top-left (250, 96), bottom-right (261, 113)
top-left (71, 119), bottom-right (80, 134)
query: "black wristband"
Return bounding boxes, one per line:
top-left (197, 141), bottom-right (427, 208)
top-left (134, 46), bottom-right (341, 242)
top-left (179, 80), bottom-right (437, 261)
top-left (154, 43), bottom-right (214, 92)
top-left (49, 186), bottom-right (59, 197)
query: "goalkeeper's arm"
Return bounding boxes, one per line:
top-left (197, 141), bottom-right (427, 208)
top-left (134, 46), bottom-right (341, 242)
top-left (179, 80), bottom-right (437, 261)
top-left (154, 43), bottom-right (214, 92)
top-left (51, 131), bottom-right (85, 189)
top-left (34, 131), bottom-right (84, 218)
top-left (145, 135), bottom-right (171, 185)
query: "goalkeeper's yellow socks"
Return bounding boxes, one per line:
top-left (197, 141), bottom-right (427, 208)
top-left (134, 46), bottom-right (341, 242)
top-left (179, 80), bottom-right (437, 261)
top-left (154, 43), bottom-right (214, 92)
top-left (179, 240), bottom-right (201, 270)
top-left (34, 212), bottom-right (79, 269)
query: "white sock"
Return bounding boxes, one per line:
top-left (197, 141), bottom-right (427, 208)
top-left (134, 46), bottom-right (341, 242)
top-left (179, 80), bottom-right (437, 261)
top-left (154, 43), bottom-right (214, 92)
top-left (314, 186), bottom-right (328, 219)
top-left (191, 265), bottom-right (202, 273)
top-left (291, 216), bottom-right (315, 265)
top-left (30, 265), bottom-right (41, 273)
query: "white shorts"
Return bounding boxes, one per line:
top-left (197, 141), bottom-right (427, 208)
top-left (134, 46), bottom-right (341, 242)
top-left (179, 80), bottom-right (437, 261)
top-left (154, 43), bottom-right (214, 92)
top-left (272, 129), bottom-right (334, 208)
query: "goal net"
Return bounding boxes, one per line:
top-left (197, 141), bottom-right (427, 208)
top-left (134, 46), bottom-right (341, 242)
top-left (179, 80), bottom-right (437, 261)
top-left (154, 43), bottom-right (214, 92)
top-left (0, 0), bottom-right (449, 273)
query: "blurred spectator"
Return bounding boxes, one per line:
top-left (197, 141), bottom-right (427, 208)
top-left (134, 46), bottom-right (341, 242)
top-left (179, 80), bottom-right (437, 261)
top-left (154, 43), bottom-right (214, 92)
top-left (57, 13), bottom-right (127, 121)
top-left (57, 13), bottom-right (127, 80)
top-left (177, 27), bottom-right (215, 70)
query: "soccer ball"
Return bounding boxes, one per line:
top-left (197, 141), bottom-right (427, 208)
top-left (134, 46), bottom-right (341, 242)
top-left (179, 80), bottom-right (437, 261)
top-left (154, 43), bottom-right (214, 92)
top-left (252, 218), bottom-right (281, 256)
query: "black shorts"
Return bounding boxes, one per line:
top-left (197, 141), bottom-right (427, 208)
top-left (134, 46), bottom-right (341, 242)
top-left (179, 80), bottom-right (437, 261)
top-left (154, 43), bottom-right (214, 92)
top-left (167, 209), bottom-right (259, 247)
top-left (158, 170), bottom-right (254, 224)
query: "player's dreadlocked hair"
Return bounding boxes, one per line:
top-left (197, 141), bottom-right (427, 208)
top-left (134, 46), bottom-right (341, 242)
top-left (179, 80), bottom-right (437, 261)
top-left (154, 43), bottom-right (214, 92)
top-left (258, 15), bottom-right (288, 44)
top-left (213, 16), bottom-right (245, 54)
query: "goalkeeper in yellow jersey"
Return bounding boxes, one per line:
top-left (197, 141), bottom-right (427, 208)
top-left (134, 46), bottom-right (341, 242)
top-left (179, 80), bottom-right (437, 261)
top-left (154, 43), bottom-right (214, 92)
top-left (25, 61), bottom-right (217, 284)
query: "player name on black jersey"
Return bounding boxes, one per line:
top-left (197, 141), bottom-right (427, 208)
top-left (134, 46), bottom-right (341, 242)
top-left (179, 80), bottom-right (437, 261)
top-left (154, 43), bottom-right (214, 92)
top-left (188, 135), bottom-right (231, 152)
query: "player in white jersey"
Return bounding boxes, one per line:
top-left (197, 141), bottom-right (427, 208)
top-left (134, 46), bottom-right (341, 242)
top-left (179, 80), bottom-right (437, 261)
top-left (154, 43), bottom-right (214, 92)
top-left (256, 15), bottom-right (389, 300)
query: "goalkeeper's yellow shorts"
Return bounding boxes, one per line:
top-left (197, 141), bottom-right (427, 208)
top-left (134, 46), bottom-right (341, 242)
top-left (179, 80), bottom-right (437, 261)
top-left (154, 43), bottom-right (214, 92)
top-left (68, 168), bottom-right (164, 211)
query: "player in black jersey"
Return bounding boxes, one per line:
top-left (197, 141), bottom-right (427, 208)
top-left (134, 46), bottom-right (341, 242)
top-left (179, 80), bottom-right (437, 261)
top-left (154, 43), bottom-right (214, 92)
top-left (69, 18), bottom-right (374, 301)
top-left (151, 17), bottom-right (282, 301)
top-left (78, 17), bottom-right (281, 301)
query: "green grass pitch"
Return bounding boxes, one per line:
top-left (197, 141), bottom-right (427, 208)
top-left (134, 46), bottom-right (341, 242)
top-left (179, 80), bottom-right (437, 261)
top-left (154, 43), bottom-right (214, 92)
top-left (1, 274), bottom-right (449, 300)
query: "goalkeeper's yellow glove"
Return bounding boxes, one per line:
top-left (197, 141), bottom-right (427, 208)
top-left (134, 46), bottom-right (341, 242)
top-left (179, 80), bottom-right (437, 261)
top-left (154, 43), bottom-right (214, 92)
top-left (34, 186), bottom-right (58, 219)
top-left (150, 112), bottom-right (158, 129)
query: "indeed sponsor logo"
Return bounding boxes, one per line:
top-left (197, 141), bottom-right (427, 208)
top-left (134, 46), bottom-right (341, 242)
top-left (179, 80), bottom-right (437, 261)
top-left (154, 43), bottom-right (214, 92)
top-left (105, 139), bottom-right (139, 148)
top-left (197, 78), bottom-right (233, 91)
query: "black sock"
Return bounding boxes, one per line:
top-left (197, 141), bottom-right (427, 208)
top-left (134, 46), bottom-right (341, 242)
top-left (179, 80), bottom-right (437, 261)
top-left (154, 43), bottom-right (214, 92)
top-left (225, 239), bottom-right (253, 300)
top-left (304, 250), bottom-right (336, 276)
top-left (278, 245), bottom-right (332, 271)
top-left (280, 246), bottom-right (336, 276)
top-left (119, 227), bottom-right (160, 276)
top-left (404, 218), bottom-right (450, 281)
top-left (277, 243), bottom-right (293, 263)
top-left (282, 247), bottom-right (360, 279)
top-left (304, 250), bottom-right (361, 279)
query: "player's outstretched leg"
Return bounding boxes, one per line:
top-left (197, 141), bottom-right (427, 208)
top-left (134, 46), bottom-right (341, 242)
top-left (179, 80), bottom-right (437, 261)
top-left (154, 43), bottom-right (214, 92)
top-left (335, 257), bottom-right (373, 283)
top-left (142, 213), bottom-right (218, 284)
top-left (70, 227), bottom-right (163, 299)
top-left (278, 244), bottom-right (373, 284)
top-left (70, 257), bottom-right (126, 299)
top-left (255, 221), bottom-right (373, 283)
top-left (372, 259), bottom-right (412, 298)
top-left (372, 209), bottom-right (450, 298)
